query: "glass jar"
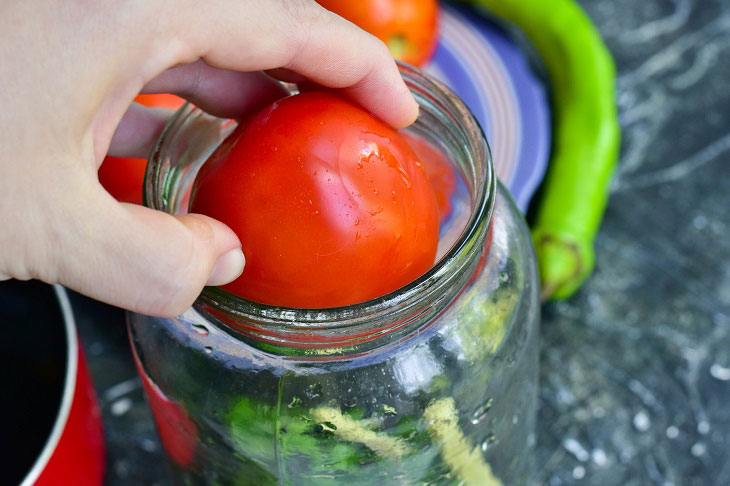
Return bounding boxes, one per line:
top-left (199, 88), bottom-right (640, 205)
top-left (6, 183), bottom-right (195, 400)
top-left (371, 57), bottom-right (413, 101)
top-left (128, 64), bottom-right (540, 485)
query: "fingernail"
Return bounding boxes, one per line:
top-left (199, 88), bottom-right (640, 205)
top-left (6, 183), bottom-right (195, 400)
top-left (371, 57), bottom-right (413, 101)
top-left (207, 248), bottom-right (245, 286)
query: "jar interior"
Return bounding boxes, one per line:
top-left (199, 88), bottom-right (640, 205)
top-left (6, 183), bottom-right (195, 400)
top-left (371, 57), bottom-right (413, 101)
top-left (148, 108), bottom-right (473, 266)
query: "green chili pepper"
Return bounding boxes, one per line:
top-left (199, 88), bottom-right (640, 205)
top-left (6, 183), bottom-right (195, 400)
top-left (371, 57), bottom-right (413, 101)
top-left (463, 0), bottom-right (621, 300)
top-left (228, 398), bottom-right (371, 483)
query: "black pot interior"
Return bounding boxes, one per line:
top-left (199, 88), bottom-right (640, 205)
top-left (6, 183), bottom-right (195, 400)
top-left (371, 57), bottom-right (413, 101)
top-left (0, 279), bottom-right (67, 484)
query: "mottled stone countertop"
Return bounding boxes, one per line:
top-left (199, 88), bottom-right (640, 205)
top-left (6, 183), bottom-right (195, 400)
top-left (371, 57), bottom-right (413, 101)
top-left (73, 0), bottom-right (730, 484)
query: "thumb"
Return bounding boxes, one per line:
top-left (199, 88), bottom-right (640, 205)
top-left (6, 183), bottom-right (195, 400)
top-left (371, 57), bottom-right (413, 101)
top-left (55, 196), bottom-right (243, 317)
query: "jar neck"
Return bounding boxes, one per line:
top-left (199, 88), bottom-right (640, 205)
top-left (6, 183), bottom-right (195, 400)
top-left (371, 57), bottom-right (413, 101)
top-left (195, 197), bottom-right (493, 358)
top-left (150, 64), bottom-right (495, 358)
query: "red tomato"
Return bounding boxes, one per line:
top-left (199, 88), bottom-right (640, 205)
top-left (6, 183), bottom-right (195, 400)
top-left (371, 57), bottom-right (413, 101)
top-left (317, 0), bottom-right (439, 67)
top-left (98, 156), bottom-right (147, 205)
top-left (191, 91), bottom-right (439, 308)
top-left (135, 93), bottom-right (186, 111)
top-left (99, 94), bottom-right (186, 204)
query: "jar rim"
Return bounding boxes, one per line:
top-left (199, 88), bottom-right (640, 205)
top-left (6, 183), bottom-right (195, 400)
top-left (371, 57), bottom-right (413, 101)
top-left (146, 63), bottom-right (495, 345)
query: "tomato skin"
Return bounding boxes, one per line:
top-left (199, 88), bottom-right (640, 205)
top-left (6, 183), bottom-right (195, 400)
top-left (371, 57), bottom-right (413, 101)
top-left (98, 156), bottom-right (147, 205)
top-left (191, 91), bottom-right (439, 308)
top-left (317, 0), bottom-right (439, 67)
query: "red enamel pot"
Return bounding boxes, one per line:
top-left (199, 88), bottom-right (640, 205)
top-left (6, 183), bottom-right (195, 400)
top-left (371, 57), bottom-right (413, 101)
top-left (1, 280), bottom-right (105, 486)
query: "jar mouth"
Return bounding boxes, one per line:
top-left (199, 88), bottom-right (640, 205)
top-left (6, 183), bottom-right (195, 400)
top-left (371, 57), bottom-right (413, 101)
top-left (146, 63), bottom-right (495, 347)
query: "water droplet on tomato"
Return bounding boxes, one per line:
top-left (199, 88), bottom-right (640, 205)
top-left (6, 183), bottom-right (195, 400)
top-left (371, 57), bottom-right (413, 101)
top-left (399, 172), bottom-right (412, 189)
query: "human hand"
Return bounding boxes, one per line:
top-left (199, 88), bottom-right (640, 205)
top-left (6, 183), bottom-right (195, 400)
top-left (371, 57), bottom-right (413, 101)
top-left (0, 0), bottom-right (418, 317)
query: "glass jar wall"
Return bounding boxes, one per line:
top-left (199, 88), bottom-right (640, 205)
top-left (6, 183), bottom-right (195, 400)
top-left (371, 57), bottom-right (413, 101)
top-left (128, 65), bottom-right (540, 485)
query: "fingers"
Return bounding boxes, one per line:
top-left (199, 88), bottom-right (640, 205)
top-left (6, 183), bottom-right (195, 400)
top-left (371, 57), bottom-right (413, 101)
top-left (53, 193), bottom-right (244, 317)
top-left (142, 61), bottom-right (289, 119)
top-left (265, 68), bottom-right (308, 85)
top-left (108, 65), bottom-right (288, 158)
top-left (107, 103), bottom-right (172, 159)
top-left (183, 0), bottom-right (418, 128)
top-left (26, 0), bottom-right (419, 318)
top-left (107, 0), bottom-right (418, 164)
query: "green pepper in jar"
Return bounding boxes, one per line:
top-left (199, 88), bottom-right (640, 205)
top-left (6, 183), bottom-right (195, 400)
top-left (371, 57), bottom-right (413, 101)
top-left (228, 398), bottom-right (397, 484)
top-left (311, 407), bottom-right (410, 458)
top-left (227, 396), bottom-right (504, 484)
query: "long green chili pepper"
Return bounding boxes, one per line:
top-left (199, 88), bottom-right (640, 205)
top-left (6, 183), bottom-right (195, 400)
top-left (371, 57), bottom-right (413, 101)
top-left (463, 0), bottom-right (621, 300)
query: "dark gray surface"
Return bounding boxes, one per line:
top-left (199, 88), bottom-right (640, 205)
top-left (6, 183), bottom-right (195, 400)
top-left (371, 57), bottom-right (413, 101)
top-left (73, 0), bottom-right (730, 484)
top-left (534, 0), bottom-right (730, 484)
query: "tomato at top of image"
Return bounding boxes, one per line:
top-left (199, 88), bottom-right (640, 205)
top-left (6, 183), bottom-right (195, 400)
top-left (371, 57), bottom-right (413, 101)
top-left (135, 93), bottom-right (186, 111)
top-left (99, 94), bottom-right (186, 204)
top-left (190, 91), bottom-right (440, 309)
top-left (316, 0), bottom-right (439, 67)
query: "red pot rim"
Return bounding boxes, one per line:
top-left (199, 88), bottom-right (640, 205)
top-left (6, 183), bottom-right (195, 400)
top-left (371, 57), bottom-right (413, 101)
top-left (20, 285), bottom-right (78, 486)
